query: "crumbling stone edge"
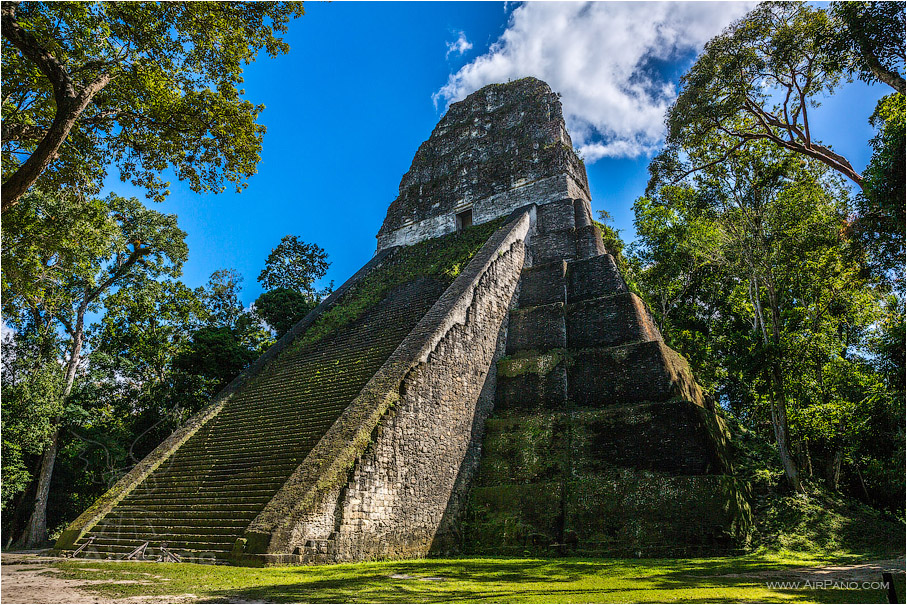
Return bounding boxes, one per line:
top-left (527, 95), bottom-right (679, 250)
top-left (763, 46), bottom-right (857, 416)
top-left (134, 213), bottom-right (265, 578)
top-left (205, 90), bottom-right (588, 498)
top-left (238, 209), bottom-right (533, 562)
top-left (54, 247), bottom-right (400, 552)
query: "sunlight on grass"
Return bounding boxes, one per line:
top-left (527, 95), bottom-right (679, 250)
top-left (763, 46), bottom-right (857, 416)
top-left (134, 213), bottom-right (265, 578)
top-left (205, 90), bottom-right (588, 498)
top-left (51, 554), bottom-right (904, 603)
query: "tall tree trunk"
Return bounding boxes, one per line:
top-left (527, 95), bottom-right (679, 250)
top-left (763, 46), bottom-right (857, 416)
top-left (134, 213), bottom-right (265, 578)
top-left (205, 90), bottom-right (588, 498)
top-left (13, 428), bottom-right (59, 549)
top-left (14, 306), bottom-right (85, 549)
top-left (766, 287), bottom-right (803, 493)
top-left (827, 448), bottom-right (844, 491)
top-left (767, 366), bottom-right (803, 492)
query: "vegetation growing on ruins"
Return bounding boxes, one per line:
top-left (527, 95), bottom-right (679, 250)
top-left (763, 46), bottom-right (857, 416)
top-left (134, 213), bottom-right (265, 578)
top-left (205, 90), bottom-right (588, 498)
top-left (289, 218), bottom-right (503, 352)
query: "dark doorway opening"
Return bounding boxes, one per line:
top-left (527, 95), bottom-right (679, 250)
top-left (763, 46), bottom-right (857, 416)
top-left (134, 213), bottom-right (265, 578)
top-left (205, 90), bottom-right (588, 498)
top-left (456, 209), bottom-right (473, 232)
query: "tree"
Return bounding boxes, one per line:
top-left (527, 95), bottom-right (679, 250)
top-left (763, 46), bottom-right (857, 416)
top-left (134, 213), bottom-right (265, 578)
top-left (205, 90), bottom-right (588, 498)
top-left (173, 326), bottom-right (258, 393)
top-left (638, 141), bottom-right (880, 493)
top-left (1, 2), bottom-right (304, 212)
top-left (660, 2), bottom-right (905, 191)
top-left (1, 338), bottom-right (65, 512)
top-left (831, 1), bottom-right (906, 94)
top-left (1, 191), bottom-right (187, 547)
top-left (204, 268), bottom-right (246, 331)
top-left (852, 93), bottom-right (906, 279)
top-left (257, 235), bottom-right (330, 293)
top-left (254, 287), bottom-right (318, 338)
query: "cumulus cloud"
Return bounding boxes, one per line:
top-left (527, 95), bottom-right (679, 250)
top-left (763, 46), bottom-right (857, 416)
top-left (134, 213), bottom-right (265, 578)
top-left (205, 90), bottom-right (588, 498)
top-left (434, 2), bottom-right (755, 161)
top-left (445, 31), bottom-right (474, 59)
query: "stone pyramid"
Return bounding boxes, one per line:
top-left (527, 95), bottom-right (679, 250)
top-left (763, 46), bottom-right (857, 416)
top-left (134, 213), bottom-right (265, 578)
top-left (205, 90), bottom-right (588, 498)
top-left (57, 77), bottom-right (749, 564)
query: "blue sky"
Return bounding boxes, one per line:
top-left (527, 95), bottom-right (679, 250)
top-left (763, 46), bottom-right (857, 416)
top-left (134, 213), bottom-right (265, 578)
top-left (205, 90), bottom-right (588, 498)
top-left (105, 2), bottom-right (888, 307)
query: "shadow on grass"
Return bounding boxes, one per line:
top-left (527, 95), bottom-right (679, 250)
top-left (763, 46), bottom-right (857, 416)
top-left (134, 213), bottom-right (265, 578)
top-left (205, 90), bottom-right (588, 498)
top-left (53, 555), bottom-right (906, 604)
top-left (196, 559), bottom-right (630, 603)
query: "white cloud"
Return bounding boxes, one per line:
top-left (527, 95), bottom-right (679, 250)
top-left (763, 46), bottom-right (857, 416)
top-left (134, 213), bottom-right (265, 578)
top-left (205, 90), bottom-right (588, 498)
top-left (434, 2), bottom-right (755, 161)
top-left (445, 31), bottom-right (474, 59)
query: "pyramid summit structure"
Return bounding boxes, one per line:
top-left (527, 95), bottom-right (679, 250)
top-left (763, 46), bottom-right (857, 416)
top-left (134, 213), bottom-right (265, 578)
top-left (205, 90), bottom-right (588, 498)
top-left (58, 77), bottom-right (750, 564)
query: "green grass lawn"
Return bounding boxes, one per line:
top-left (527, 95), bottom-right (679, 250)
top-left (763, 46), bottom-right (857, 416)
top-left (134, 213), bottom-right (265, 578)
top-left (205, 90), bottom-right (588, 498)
top-left (51, 552), bottom-right (905, 603)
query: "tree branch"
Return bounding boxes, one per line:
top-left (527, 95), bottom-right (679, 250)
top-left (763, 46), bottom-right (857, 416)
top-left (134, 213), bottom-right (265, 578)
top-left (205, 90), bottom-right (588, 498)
top-left (1, 4), bottom-right (114, 212)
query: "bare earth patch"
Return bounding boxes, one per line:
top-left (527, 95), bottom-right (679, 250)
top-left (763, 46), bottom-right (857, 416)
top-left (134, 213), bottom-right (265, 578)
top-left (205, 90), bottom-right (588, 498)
top-left (0, 554), bottom-right (197, 604)
top-left (681, 556), bottom-right (906, 583)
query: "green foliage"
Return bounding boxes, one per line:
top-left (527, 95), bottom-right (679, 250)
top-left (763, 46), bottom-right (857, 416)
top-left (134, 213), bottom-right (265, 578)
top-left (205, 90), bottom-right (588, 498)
top-left (1, 358), bottom-right (65, 509)
top-left (830, 1), bottom-right (906, 92)
top-left (253, 287), bottom-right (318, 337)
top-left (257, 235), bottom-right (331, 294)
top-left (853, 93), bottom-right (906, 278)
top-left (92, 278), bottom-right (207, 387)
top-left (752, 487), bottom-right (904, 557)
top-left (636, 139), bottom-right (903, 508)
top-left (204, 269), bottom-right (246, 330)
top-left (1, 2), bottom-right (304, 206)
top-left (659, 2), bottom-right (863, 188)
top-left (173, 326), bottom-right (259, 393)
top-left (0, 190), bottom-right (188, 543)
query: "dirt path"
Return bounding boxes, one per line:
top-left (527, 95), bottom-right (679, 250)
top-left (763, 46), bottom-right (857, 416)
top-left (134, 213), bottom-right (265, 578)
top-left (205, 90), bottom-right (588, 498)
top-left (682, 556), bottom-right (906, 583)
top-left (0, 553), bottom-right (198, 604)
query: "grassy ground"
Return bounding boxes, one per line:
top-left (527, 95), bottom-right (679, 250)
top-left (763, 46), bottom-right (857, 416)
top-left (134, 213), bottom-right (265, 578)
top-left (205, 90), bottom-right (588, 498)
top-left (49, 552), bottom-right (905, 603)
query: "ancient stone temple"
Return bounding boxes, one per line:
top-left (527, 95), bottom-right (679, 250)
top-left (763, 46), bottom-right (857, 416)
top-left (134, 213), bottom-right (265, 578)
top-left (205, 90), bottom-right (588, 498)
top-left (57, 77), bottom-right (750, 564)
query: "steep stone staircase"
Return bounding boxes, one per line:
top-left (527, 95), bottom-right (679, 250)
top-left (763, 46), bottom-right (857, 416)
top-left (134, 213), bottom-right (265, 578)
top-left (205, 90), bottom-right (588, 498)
top-left (72, 277), bottom-right (449, 561)
top-left (460, 198), bottom-right (749, 556)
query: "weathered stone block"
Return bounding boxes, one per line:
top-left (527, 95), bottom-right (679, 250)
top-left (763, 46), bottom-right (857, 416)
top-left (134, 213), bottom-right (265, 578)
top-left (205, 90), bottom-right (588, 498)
top-left (565, 472), bottom-right (751, 556)
top-left (566, 292), bottom-right (661, 349)
top-left (574, 224), bottom-right (606, 260)
top-left (573, 198), bottom-right (592, 228)
top-left (567, 341), bottom-right (704, 407)
top-left (507, 303), bottom-right (566, 354)
top-left (531, 229), bottom-right (577, 265)
top-left (566, 254), bottom-right (626, 303)
top-left (475, 415), bottom-right (566, 485)
top-left (462, 482), bottom-right (564, 553)
top-left (536, 199), bottom-right (575, 232)
top-left (496, 354), bottom-right (567, 413)
top-left (518, 261), bottom-right (566, 308)
top-left (569, 402), bottom-right (729, 476)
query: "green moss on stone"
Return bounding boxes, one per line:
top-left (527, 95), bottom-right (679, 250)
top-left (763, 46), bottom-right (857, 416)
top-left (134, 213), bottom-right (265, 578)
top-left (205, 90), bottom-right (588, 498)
top-left (289, 219), bottom-right (504, 355)
top-left (497, 349), bottom-right (566, 377)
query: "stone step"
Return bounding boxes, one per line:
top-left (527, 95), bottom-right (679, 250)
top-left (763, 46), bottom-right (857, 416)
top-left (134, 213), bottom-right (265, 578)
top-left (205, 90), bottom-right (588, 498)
top-left (100, 508), bottom-right (257, 521)
top-left (157, 454), bottom-right (304, 470)
top-left (88, 529), bottom-right (242, 543)
top-left (566, 254), bottom-right (626, 303)
top-left (72, 545), bottom-right (233, 562)
top-left (574, 224), bottom-right (606, 260)
top-left (566, 292), bottom-right (661, 349)
top-left (111, 503), bottom-right (264, 514)
top-left (84, 537), bottom-right (234, 553)
top-left (131, 476), bottom-right (286, 491)
top-left (174, 436), bottom-right (318, 456)
top-left (122, 489), bottom-right (277, 503)
top-left (567, 341), bottom-right (704, 407)
top-left (518, 261), bottom-right (567, 308)
top-left (535, 199), bottom-right (576, 233)
top-left (506, 303), bottom-right (566, 354)
top-left (495, 352), bottom-right (568, 413)
top-left (531, 228), bottom-right (577, 265)
top-left (93, 521), bottom-right (247, 534)
top-left (463, 474), bottom-right (749, 556)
